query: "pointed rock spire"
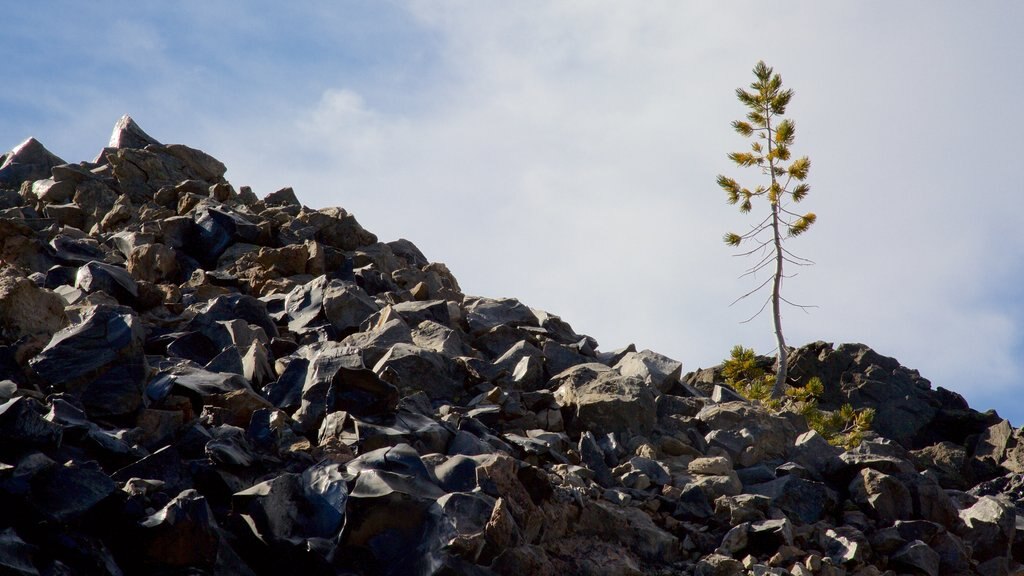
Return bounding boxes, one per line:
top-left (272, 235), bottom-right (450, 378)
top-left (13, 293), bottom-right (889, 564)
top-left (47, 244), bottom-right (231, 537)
top-left (108, 114), bottom-right (161, 150)
top-left (0, 137), bottom-right (66, 188)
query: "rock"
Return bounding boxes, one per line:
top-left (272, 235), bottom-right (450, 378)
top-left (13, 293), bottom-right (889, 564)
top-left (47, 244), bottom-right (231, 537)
top-left (0, 138), bottom-right (65, 188)
top-left (0, 397), bottom-right (63, 453)
top-left (695, 553), bottom-right (744, 576)
top-left (108, 114), bottom-right (161, 149)
top-left (821, 526), bottom-right (870, 566)
top-left (0, 528), bottom-right (39, 576)
top-left (232, 462), bottom-right (347, 546)
top-left (552, 363), bottom-right (657, 438)
top-left (746, 474), bottom-right (839, 524)
top-left (718, 518), bottom-right (794, 558)
top-left (295, 207), bottom-right (376, 251)
top-left (75, 260), bottom-right (139, 303)
top-left (463, 297), bottom-right (538, 333)
top-left (615, 349), bottom-right (683, 393)
top-left (374, 343), bottom-right (465, 402)
top-left (29, 305), bottom-right (148, 417)
top-left (890, 539), bottom-right (939, 576)
top-left (696, 402), bottom-right (795, 467)
top-left (139, 489), bottom-right (220, 569)
top-left (188, 205), bottom-right (260, 267)
top-left (0, 266), bottom-right (67, 343)
top-left (849, 468), bottom-right (912, 522)
top-left (322, 280), bottom-right (379, 336)
top-left (262, 186), bottom-right (301, 207)
top-left (27, 460), bottom-right (116, 522)
top-left (126, 243), bottom-right (179, 283)
top-left (956, 495), bottom-right (1015, 562)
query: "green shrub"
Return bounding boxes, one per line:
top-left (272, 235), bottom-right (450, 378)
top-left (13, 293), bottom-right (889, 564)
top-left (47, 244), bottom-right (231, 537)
top-left (721, 345), bottom-right (875, 449)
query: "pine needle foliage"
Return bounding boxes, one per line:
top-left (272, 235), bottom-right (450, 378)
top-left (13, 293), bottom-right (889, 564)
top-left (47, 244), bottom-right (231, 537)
top-left (718, 61), bottom-right (817, 397)
top-left (722, 346), bottom-right (875, 449)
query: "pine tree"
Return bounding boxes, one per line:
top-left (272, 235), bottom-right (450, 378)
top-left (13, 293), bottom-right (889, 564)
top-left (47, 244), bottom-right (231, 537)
top-left (718, 61), bottom-right (816, 398)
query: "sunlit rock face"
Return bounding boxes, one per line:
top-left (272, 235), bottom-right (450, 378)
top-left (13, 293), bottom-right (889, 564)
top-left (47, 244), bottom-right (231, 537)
top-left (0, 117), bottom-right (1020, 575)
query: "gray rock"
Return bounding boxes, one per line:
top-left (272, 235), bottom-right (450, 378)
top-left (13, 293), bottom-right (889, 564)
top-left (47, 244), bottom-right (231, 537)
top-left (552, 363), bottom-right (657, 438)
top-left (27, 459), bottom-right (116, 522)
top-left (957, 495), bottom-right (1015, 562)
top-left (747, 474), bottom-right (839, 524)
top-left (374, 343), bottom-right (465, 401)
top-left (696, 402), bottom-right (795, 467)
top-left (386, 238), bottom-right (429, 269)
top-left (463, 296), bottom-right (538, 333)
top-left (188, 205), bottom-right (260, 267)
top-left (295, 206), bottom-right (377, 252)
top-left (820, 526), bottom-right (870, 566)
top-left (849, 467), bottom-right (912, 522)
top-left (262, 186), bottom-right (301, 207)
top-left (615, 349), bottom-right (682, 393)
top-left (322, 280), bottom-right (379, 336)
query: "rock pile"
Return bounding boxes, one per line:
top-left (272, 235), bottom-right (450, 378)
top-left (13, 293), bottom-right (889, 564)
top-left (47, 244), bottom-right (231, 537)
top-left (0, 117), bottom-right (1021, 575)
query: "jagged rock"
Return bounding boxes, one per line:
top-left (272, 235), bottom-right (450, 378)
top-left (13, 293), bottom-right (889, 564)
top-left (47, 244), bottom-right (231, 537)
top-left (232, 462), bottom-right (347, 548)
top-left (295, 206), bottom-right (376, 251)
top-left (0, 266), bottom-right (67, 343)
top-left (322, 280), bottom-right (379, 336)
top-left (718, 518), bottom-right (794, 558)
top-left (25, 459), bottom-right (116, 522)
top-left (0, 397), bottom-right (63, 453)
top-left (821, 526), bottom-right (870, 566)
top-left (75, 260), bottom-right (139, 303)
top-left (956, 495), bottom-right (1016, 562)
top-left (29, 304), bottom-right (147, 417)
top-left (188, 205), bottom-right (260, 267)
top-left (108, 114), bottom-right (161, 150)
top-left (0, 118), bottom-right (1019, 576)
top-left (463, 296), bottom-right (538, 333)
top-left (552, 363), bottom-right (656, 438)
top-left (374, 343), bottom-right (465, 401)
top-left (138, 489), bottom-right (221, 569)
top-left (126, 242), bottom-right (179, 283)
top-left (696, 402), bottom-right (796, 467)
top-left (0, 138), bottom-right (65, 187)
top-left (849, 467), bottom-right (912, 522)
top-left (746, 474), bottom-right (839, 524)
top-left (614, 349), bottom-right (682, 393)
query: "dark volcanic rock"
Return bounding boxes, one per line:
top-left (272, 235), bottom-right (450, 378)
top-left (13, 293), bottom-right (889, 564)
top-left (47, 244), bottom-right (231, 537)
top-left (29, 304), bottom-right (147, 417)
top-left (1, 118), bottom-right (1020, 576)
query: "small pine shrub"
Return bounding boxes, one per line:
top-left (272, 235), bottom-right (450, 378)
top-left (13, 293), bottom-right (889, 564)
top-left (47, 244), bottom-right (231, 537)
top-left (721, 345), bottom-right (875, 449)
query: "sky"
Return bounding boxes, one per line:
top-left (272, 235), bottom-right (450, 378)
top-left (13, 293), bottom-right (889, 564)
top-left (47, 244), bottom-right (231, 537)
top-left (3, 1), bottom-right (1022, 427)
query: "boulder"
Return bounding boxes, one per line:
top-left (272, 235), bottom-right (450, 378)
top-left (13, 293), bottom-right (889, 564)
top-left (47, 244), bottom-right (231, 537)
top-left (614, 349), bottom-right (682, 394)
top-left (29, 305), bottom-right (147, 417)
top-left (552, 363), bottom-right (657, 438)
top-left (0, 266), bottom-right (67, 343)
top-left (956, 495), bottom-right (1015, 562)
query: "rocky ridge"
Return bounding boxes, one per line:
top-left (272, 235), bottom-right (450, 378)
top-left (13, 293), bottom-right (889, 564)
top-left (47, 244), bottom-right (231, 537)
top-left (0, 116), bottom-right (1021, 575)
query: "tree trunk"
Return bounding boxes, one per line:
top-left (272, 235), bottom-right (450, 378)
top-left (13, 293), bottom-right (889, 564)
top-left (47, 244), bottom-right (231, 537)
top-left (771, 201), bottom-right (788, 398)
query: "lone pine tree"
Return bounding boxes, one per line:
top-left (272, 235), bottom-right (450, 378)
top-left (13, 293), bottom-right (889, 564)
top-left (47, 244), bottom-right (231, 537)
top-left (717, 61), bottom-right (816, 398)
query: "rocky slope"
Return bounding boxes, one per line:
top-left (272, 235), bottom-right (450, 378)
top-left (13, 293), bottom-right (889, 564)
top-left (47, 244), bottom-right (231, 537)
top-left (0, 116), bottom-right (1021, 575)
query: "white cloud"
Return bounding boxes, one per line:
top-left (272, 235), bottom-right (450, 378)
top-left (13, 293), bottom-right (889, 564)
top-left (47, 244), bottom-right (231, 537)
top-left (12, 2), bottom-right (1019, 422)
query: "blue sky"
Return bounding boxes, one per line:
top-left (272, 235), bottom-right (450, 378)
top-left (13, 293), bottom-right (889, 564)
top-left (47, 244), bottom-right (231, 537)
top-left (3, 2), bottom-right (1023, 427)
